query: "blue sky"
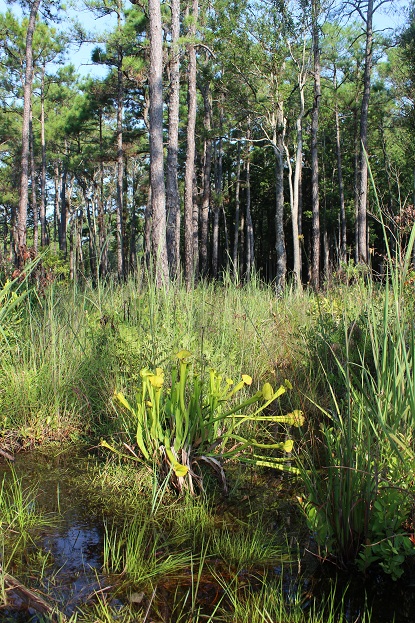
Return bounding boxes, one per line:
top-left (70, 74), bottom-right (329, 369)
top-left (0, 0), bottom-right (409, 80)
top-left (0, 0), bottom-right (115, 77)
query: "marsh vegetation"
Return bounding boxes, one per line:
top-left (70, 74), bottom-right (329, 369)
top-left (1, 249), bottom-right (415, 622)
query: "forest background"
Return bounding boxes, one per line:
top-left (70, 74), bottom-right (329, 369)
top-left (1, 0), bottom-right (414, 289)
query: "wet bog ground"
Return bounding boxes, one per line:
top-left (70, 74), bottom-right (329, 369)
top-left (1, 447), bottom-right (415, 623)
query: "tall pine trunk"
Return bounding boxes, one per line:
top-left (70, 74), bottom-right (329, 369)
top-left (334, 67), bottom-right (347, 265)
top-left (29, 112), bottom-right (38, 254)
top-left (357, 0), bottom-right (374, 264)
top-left (274, 103), bottom-right (286, 290)
top-left (232, 139), bottom-right (241, 279)
top-left (148, 0), bottom-right (169, 287)
top-left (245, 123), bottom-right (254, 278)
top-left (212, 135), bottom-right (222, 278)
top-left (59, 143), bottom-right (68, 255)
top-left (16, 0), bottom-right (41, 265)
top-left (53, 163), bottom-right (59, 243)
top-left (245, 155), bottom-right (254, 279)
top-left (40, 65), bottom-right (47, 247)
top-left (116, 6), bottom-right (125, 280)
top-left (166, 0), bottom-right (181, 279)
top-left (184, 0), bottom-right (198, 288)
top-left (311, 1), bottom-right (321, 289)
top-left (98, 111), bottom-right (108, 279)
top-left (200, 81), bottom-right (212, 277)
top-left (292, 88), bottom-right (304, 289)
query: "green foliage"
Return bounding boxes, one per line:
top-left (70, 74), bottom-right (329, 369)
top-left (357, 482), bottom-right (415, 580)
top-left (101, 351), bottom-right (304, 493)
top-left (301, 283), bottom-right (373, 400)
top-left (211, 519), bottom-right (285, 569)
top-left (298, 294), bottom-right (415, 577)
top-left (103, 514), bottom-right (193, 584)
top-left (0, 272), bottom-right (313, 446)
top-left (298, 211), bottom-right (415, 578)
top-left (0, 469), bottom-right (47, 545)
top-left (298, 395), bottom-right (377, 565)
top-left (215, 574), bottom-right (358, 623)
top-left (40, 247), bottom-right (70, 280)
top-left (0, 277), bottom-right (28, 349)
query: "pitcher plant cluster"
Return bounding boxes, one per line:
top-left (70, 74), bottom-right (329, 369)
top-left (101, 350), bottom-right (304, 493)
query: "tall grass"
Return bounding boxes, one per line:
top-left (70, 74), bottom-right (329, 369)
top-left (297, 189), bottom-right (415, 578)
top-left (103, 514), bottom-right (193, 585)
top-left (0, 268), bottom-right (315, 444)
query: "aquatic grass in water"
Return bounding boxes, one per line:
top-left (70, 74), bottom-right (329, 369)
top-left (207, 573), bottom-right (369, 623)
top-left (212, 519), bottom-right (287, 570)
top-left (73, 599), bottom-right (142, 623)
top-left (167, 493), bottom-right (216, 550)
top-left (103, 514), bottom-right (193, 586)
top-left (0, 468), bottom-right (46, 540)
top-left (0, 447), bottom-right (382, 623)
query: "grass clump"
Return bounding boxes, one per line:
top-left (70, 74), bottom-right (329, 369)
top-left (297, 216), bottom-right (415, 579)
top-left (103, 514), bottom-right (193, 586)
top-left (0, 468), bottom-right (46, 541)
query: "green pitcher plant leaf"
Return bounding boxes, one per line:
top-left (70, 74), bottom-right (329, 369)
top-left (241, 456), bottom-right (302, 474)
top-left (99, 439), bottom-right (144, 464)
top-left (114, 391), bottom-right (134, 414)
top-left (224, 435), bottom-right (294, 453)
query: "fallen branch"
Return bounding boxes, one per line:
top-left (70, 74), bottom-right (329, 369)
top-left (0, 448), bottom-right (14, 461)
top-left (0, 565), bottom-right (66, 621)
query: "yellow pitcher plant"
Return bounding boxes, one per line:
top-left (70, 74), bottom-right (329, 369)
top-left (101, 350), bottom-right (304, 493)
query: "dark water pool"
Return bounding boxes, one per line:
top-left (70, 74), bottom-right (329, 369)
top-left (1, 447), bottom-right (415, 623)
top-left (0, 447), bottom-right (107, 620)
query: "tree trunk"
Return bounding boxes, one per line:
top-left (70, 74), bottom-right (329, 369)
top-left (130, 163), bottom-right (138, 272)
top-left (232, 139), bottom-right (242, 279)
top-left (334, 69), bottom-right (347, 265)
top-left (192, 169), bottom-right (199, 278)
top-left (292, 90), bottom-right (304, 289)
top-left (357, 0), bottom-right (374, 264)
top-left (166, 0), bottom-right (181, 279)
top-left (70, 214), bottom-right (75, 281)
top-left (77, 209), bottom-right (84, 277)
top-left (311, 1), bottom-right (321, 289)
top-left (116, 7), bottom-right (125, 280)
top-left (285, 41), bottom-right (307, 290)
top-left (212, 134), bottom-right (222, 279)
top-left (184, 0), bottom-right (198, 289)
top-left (54, 163), bottom-right (59, 243)
top-left (29, 112), bottom-right (38, 254)
top-left (148, 0), bottom-right (169, 287)
top-left (200, 81), bottom-right (212, 277)
top-left (212, 102), bottom-right (224, 278)
top-left (144, 187), bottom-right (152, 267)
top-left (245, 125), bottom-right (253, 279)
top-left (16, 0), bottom-right (41, 265)
top-left (59, 145), bottom-right (68, 256)
top-left (274, 103), bottom-right (286, 291)
top-left (40, 65), bottom-right (47, 247)
top-left (353, 101), bottom-right (359, 264)
top-left (86, 195), bottom-right (98, 286)
top-left (97, 111), bottom-right (108, 279)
